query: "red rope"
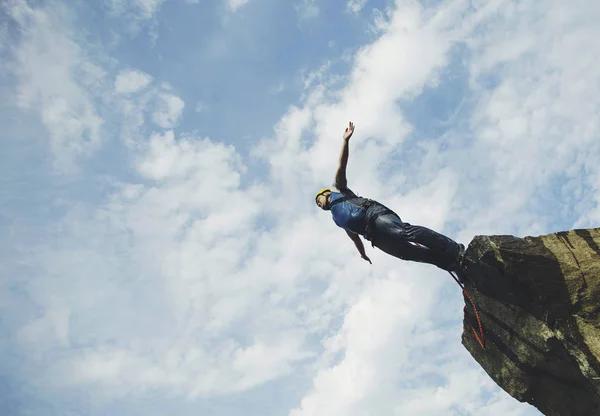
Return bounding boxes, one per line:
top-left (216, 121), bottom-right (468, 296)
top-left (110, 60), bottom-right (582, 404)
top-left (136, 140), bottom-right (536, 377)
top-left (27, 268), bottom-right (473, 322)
top-left (449, 271), bottom-right (485, 350)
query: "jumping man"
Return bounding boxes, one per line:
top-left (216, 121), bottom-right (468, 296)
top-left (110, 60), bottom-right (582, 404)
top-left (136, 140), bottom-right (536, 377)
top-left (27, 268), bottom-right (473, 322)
top-left (315, 121), bottom-right (465, 272)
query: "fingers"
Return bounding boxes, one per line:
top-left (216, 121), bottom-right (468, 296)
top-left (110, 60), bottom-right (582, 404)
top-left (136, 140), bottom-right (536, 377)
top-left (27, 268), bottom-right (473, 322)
top-left (345, 121), bottom-right (355, 135)
top-left (343, 122), bottom-right (355, 141)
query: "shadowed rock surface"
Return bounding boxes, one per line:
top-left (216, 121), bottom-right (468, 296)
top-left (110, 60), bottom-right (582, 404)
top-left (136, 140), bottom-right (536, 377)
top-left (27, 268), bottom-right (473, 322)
top-left (458, 228), bottom-right (600, 416)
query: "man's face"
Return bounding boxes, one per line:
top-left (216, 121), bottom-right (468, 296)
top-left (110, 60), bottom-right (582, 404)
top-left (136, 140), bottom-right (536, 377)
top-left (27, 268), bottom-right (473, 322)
top-left (316, 192), bottom-right (330, 210)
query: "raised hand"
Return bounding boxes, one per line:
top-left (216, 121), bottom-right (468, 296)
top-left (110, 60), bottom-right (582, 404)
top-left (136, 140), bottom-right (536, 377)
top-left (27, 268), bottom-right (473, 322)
top-left (343, 121), bottom-right (355, 142)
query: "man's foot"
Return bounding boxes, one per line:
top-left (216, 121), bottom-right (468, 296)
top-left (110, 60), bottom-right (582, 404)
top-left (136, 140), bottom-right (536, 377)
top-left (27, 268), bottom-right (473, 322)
top-left (447, 243), bottom-right (466, 273)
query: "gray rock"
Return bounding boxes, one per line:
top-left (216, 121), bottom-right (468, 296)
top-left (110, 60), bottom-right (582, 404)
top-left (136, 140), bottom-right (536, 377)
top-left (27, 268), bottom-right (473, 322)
top-left (458, 228), bottom-right (600, 416)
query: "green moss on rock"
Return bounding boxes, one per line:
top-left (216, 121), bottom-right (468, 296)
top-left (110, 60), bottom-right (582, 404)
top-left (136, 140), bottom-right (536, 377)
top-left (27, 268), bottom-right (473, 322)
top-left (459, 228), bottom-right (600, 416)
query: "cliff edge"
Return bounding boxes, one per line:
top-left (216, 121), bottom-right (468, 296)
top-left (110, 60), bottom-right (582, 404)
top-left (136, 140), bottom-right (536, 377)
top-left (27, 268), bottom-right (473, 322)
top-left (459, 228), bottom-right (600, 416)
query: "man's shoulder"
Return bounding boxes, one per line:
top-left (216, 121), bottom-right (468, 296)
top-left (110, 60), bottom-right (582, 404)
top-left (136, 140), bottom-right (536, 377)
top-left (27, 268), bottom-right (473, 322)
top-left (331, 183), bottom-right (356, 196)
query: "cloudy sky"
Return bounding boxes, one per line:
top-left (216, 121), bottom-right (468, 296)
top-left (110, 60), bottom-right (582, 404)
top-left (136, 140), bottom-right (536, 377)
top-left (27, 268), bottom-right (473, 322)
top-left (2, 0), bottom-right (600, 414)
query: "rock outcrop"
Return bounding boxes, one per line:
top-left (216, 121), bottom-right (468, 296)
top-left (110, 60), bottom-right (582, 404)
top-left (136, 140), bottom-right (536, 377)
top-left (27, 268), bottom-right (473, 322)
top-left (459, 228), bottom-right (600, 416)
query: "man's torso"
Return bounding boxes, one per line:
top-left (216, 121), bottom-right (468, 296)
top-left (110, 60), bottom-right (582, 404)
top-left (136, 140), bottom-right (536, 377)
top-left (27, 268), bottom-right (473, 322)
top-left (329, 185), bottom-right (389, 236)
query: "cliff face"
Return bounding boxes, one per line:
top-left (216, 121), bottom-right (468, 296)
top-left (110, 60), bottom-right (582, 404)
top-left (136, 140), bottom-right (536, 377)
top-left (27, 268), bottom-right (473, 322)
top-left (458, 228), bottom-right (600, 416)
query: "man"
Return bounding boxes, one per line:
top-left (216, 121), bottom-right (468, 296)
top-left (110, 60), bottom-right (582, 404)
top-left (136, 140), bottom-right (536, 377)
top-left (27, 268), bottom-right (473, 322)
top-left (315, 121), bottom-right (465, 272)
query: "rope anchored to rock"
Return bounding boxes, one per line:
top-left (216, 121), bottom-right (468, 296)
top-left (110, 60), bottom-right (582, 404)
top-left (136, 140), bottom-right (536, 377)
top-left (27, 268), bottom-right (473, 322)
top-left (449, 271), bottom-right (485, 350)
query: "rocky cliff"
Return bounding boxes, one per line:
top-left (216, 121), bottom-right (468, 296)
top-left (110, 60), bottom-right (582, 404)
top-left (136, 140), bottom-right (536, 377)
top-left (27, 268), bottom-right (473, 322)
top-left (458, 228), bottom-right (600, 416)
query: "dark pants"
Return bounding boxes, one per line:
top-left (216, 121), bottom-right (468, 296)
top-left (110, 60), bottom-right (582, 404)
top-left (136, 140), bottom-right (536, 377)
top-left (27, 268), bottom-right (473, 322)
top-left (368, 212), bottom-right (462, 271)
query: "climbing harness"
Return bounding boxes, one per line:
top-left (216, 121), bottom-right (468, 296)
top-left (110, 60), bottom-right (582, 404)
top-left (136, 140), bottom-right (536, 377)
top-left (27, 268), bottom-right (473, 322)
top-left (449, 270), bottom-right (485, 350)
top-left (329, 194), bottom-right (394, 244)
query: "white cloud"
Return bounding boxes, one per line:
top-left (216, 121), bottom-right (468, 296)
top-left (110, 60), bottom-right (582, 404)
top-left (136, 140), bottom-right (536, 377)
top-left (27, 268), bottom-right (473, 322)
top-left (195, 100), bottom-right (207, 112)
top-left (3, 0), bottom-right (600, 415)
top-left (152, 93), bottom-right (185, 128)
top-left (15, 128), bottom-right (316, 399)
top-left (115, 69), bottom-right (153, 93)
top-left (295, 0), bottom-right (319, 20)
top-left (102, 0), bottom-right (169, 40)
top-left (269, 82), bottom-right (285, 95)
top-left (259, 0), bottom-right (459, 206)
top-left (105, 0), bottom-right (166, 20)
top-left (290, 278), bottom-right (420, 415)
top-left (135, 0), bottom-right (165, 17)
top-left (261, 0), bottom-right (600, 413)
top-left (228, 0), bottom-right (249, 12)
top-left (347, 0), bottom-right (368, 14)
top-left (457, 0), bottom-right (600, 237)
top-left (6, 0), bottom-right (106, 171)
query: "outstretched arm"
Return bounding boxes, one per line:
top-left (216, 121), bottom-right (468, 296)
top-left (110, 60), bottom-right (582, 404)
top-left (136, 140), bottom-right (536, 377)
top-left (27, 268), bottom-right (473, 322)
top-left (334, 122), bottom-right (354, 189)
top-left (346, 230), bottom-right (371, 264)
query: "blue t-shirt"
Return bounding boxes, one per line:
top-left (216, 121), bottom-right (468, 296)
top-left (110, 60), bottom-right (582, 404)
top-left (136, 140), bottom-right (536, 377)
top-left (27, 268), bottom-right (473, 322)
top-left (329, 185), bottom-right (371, 236)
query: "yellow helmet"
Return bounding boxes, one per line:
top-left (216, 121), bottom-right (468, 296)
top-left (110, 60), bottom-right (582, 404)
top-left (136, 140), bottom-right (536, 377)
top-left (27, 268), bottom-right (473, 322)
top-left (315, 187), bottom-right (331, 203)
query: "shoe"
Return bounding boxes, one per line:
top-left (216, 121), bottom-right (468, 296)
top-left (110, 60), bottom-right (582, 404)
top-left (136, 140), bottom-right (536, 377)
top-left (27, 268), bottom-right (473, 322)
top-left (447, 243), bottom-right (466, 273)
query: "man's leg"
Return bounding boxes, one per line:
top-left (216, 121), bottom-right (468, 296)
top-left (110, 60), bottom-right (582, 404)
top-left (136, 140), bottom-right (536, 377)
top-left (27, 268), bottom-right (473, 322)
top-left (370, 214), bottom-right (463, 271)
top-left (374, 233), bottom-right (455, 270)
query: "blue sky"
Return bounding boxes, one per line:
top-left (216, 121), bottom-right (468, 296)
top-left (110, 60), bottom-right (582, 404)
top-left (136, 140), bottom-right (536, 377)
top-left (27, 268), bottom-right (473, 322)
top-left (2, 0), bottom-right (600, 415)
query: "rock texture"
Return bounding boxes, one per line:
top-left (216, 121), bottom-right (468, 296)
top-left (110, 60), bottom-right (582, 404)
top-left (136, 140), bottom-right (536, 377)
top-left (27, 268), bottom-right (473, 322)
top-left (459, 228), bottom-right (600, 416)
